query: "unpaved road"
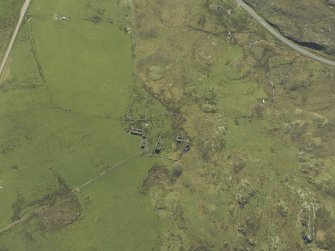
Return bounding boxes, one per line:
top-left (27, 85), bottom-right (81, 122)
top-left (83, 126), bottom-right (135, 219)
top-left (0, 153), bottom-right (140, 235)
top-left (234, 0), bottom-right (335, 67)
top-left (0, 0), bottom-right (32, 79)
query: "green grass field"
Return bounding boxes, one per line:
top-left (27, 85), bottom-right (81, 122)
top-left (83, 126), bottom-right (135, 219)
top-left (2, 0), bottom-right (335, 250)
top-left (0, 0), bottom-right (165, 250)
top-left (0, 0), bottom-right (23, 58)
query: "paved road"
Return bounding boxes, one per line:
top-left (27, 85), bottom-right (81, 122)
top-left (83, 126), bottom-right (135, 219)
top-left (234, 0), bottom-right (335, 67)
top-left (0, 0), bottom-right (32, 79)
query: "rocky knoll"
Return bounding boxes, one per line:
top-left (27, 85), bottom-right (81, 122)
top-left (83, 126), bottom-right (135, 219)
top-left (244, 0), bottom-right (335, 56)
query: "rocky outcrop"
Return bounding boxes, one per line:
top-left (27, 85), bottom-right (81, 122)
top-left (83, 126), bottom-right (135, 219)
top-left (244, 0), bottom-right (335, 56)
top-left (326, 0), bottom-right (335, 6)
top-left (300, 201), bottom-right (319, 244)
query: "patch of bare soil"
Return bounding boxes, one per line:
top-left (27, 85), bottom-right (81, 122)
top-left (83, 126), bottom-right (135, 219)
top-left (37, 195), bottom-right (81, 231)
top-left (142, 164), bottom-right (172, 194)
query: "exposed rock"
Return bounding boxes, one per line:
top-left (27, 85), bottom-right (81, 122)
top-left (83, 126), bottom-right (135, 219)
top-left (194, 117), bottom-right (226, 161)
top-left (277, 200), bottom-right (289, 217)
top-left (38, 196), bottom-right (81, 231)
top-left (235, 180), bottom-right (256, 208)
top-left (247, 237), bottom-right (256, 247)
top-left (299, 202), bottom-right (320, 244)
top-left (196, 50), bottom-right (214, 67)
top-left (326, 0), bottom-right (335, 6)
top-left (314, 177), bottom-right (335, 198)
top-left (286, 119), bottom-right (309, 141)
top-left (298, 160), bottom-right (323, 176)
top-left (270, 236), bottom-right (283, 250)
top-left (237, 224), bottom-right (247, 235)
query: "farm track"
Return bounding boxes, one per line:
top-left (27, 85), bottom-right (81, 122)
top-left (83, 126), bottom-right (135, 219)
top-left (0, 154), bottom-right (140, 235)
top-left (234, 0), bottom-right (335, 67)
top-left (0, 0), bottom-right (31, 80)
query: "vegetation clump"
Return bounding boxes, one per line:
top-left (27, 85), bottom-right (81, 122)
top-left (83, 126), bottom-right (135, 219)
top-left (147, 66), bottom-right (165, 81)
top-left (38, 196), bottom-right (81, 231)
top-left (235, 180), bottom-right (256, 208)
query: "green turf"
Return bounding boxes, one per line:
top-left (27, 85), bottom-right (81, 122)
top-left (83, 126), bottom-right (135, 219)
top-left (0, 0), bottom-right (164, 250)
top-left (0, 157), bottom-right (162, 251)
top-left (0, 0), bottom-right (24, 57)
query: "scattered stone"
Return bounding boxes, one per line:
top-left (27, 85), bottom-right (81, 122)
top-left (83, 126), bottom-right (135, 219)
top-left (299, 161), bottom-right (322, 176)
top-left (38, 196), bottom-right (81, 231)
top-left (304, 137), bottom-right (322, 152)
top-left (312, 113), bottom-right (329, 128)
top-left (176, 136), bottom-right (188, 143)
top-left (125, 25), bottom-right (131, 33)
top-left (314, 177), bottom-right (335, 198)
top-left (130, 128), bottom-right (145, 137)
top-left (300, 202), bottom-right (320, 245)
top-left (326, 0), bottom-right (335, 6)
top-left (235, 180), bottom-right (256, 208)
top-left (232, 157), bottom-right (246, 174)
top-left (245, 216), bottom-right (260, 232)
top-left (209, 4), bottom-right (225, 14)
top-left (142, 165), bottom-right (172, 194)
top-left (154, 141), bottom-right (162, 154)
top-left (287, 120), bottom-right (309, 141)
top-left (276, 200), bottom-right (289, 217)
top-left (201, 103), bottom-right (217, 113)
top-left (183, 144), bottom-right (191, 152)
top-left (140, 138), bottom-right (147, 149)
top-left (270, 236), bottom-right (283, 250)
top-left (237, 224), bottom-right (247, 235)
top-left (302, 234), bottom-right (312, 244)
top-left (196, 51), bottom-right (214, 66)
top-left (247, 237), bottom-right (256, 246)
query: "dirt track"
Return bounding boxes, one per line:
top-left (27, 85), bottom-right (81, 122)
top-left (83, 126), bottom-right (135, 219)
top-left (0, 153), bottom-right (140, 235)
